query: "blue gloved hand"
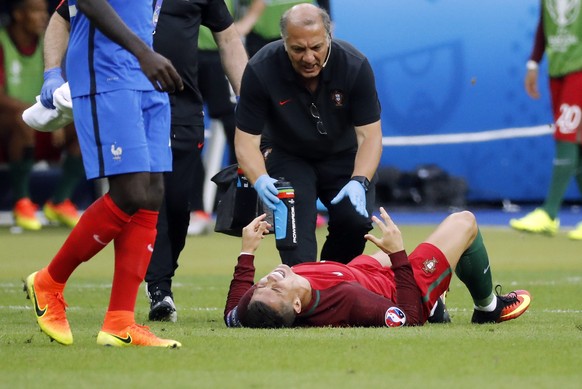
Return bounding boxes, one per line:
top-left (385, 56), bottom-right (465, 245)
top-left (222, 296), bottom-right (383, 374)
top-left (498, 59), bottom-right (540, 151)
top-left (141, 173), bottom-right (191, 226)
top-left (40, 67), bottom-right (65, 109)
top-left (254, 174), bottom-right (280, 210)
top-left (331, 180), bottom-right (368, 217)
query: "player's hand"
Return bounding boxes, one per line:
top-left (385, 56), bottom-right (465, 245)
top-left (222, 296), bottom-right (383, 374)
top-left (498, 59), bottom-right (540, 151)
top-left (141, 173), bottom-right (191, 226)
top-left (524, 69), bottom-right (540, 99)
top-left (40, 68), bottom-right (65, 109)
top-left (254, 174), bottom-right (280, 210)
top-left (137, 49), bottom-right (183, 93)
top-left (331, 180), bottom-right (368, 217)
top-left (241, 213), bottom-right (272, 254)
top-left (365, 207), bottom-right (404, 254)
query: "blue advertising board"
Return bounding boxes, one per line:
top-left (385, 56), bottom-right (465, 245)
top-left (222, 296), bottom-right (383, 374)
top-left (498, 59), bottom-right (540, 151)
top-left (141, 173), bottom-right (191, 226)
top-left (333, 0), bottom-right (578, 202)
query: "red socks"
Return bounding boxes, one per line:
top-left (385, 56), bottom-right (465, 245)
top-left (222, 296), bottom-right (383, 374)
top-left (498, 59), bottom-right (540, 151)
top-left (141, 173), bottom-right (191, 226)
top-left (108, 209), bottom-right (159, 312)
top-left (101, 310), bottom-right (134, 333)
top-left (44, 193), bottom-right (159, 324)
top-left (47, 194), bottom-right (130, 283)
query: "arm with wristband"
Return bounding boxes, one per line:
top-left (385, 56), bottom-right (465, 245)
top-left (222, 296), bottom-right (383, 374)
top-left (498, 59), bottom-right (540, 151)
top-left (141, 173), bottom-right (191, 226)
top-left (331, 120), bottom-right (382, 217)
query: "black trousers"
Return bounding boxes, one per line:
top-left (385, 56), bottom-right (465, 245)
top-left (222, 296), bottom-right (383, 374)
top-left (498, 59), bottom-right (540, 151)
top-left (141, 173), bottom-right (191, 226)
top-left (198, 50), bottom-right (236, 164)
top-left (145, 145), bottom-right (203, 295)
top-left (266, 147), bottom-right (375, 266)
top-left (189, 50), bottom-right (237, 210)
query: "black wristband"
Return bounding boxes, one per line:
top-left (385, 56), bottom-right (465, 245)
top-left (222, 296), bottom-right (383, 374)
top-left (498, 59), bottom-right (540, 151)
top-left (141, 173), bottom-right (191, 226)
top-left (351, 176), bottom-right (370, 192)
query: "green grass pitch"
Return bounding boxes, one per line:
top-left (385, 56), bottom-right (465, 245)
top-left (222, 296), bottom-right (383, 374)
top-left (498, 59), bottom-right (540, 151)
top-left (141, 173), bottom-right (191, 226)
top-left (1, 220), bottom-right (581, 388)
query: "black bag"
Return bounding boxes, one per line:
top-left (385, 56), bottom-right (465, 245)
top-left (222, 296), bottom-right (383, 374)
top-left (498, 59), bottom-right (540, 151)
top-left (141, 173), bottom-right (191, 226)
top-left (211, 164), bottom-right (259, 236)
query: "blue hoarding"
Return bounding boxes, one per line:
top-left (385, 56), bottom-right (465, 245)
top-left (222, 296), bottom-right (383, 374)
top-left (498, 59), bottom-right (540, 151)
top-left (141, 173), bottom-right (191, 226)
top-left (333, 0), bottom-right (578, 202)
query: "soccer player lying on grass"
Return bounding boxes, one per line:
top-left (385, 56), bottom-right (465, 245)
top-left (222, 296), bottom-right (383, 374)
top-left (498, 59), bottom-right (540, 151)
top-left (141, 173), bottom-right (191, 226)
top-left (224, 208), bottom-right (531, 328)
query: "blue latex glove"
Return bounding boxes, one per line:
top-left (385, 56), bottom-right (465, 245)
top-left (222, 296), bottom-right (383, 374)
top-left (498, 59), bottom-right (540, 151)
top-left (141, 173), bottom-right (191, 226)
top-left (254, 174), bottom-right (280, 210)
top-left (331, 180), bottom-right (368, 217)
top-left (40, 68), bottom-right (65, 109)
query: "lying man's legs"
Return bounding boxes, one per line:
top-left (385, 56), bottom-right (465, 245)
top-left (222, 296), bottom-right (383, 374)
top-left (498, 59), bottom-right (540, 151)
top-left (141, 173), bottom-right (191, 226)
top-left (426, 211), bottom-right (531, 324)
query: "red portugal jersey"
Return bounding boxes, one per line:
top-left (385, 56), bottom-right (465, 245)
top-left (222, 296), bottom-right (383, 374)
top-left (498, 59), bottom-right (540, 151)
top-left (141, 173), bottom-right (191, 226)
top-left (224, 252), bottom-right (429, 328)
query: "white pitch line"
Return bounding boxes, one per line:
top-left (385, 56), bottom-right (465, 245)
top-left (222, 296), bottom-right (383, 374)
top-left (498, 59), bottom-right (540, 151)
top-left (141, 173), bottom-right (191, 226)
top-left (382, 125), bottom-right (553, 146)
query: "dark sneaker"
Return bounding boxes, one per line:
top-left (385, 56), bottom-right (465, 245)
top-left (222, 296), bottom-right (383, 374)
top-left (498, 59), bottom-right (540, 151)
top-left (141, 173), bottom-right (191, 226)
top-left (147, 288), bottom-right (177, 322)
top-left (471, 286), bottom-right (531, 324)
top-left (427, 296), bottom-right (451, 324)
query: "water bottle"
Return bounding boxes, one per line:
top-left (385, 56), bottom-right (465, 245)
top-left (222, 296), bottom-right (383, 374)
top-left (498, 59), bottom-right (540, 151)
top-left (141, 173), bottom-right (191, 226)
top-left (273, 179), bottom-right (297, 250)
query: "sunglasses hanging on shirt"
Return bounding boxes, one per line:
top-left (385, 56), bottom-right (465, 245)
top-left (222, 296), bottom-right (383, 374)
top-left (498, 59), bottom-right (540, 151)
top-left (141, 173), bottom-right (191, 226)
top-left (310, 103), bottom-right (327, 135)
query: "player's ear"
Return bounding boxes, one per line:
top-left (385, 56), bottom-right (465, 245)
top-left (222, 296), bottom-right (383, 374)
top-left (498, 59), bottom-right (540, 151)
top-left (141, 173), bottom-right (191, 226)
top-left (293, 296), bottom-right (302, 314)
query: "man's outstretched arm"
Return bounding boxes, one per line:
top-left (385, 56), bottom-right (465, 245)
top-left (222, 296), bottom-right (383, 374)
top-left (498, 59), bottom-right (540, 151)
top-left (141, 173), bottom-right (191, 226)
top-left (224, 215), bottom-right (271, 326)
top-left (224, 254), bottom-right (255, 327)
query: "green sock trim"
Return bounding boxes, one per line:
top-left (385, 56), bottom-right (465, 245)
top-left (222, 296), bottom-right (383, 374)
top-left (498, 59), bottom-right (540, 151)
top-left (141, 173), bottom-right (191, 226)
top-left (454, 229), bottom-right (494, 305)
top-left (543, 141), bottom-right (578, 219)
top-left (474, 293), bottom-right (495, 308)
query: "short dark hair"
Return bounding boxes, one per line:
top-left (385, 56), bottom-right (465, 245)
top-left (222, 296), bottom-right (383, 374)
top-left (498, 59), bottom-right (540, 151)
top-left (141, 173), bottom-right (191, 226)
top-left (244, 300), bottom-right (296, 328)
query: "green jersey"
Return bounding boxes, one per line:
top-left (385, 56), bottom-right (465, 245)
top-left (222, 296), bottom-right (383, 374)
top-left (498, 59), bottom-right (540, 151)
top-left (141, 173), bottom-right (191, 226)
top-left (543, 0), bottom-right (582, 77)
top-left (252, 0), bottom-right (312, 40)
top-left (0, 28), bottom-right (43, 104)
top-left (199, 0), bottom-right (236, 51)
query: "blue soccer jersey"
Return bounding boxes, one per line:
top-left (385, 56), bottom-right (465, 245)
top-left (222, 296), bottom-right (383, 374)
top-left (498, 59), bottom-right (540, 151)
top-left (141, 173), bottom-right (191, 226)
top-left (66, 0), bottom-right (154, 97)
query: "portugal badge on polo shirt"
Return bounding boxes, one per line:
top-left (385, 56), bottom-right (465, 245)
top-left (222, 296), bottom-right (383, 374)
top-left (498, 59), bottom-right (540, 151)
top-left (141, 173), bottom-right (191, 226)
top-left (331, 89), bottom-right (344, 107)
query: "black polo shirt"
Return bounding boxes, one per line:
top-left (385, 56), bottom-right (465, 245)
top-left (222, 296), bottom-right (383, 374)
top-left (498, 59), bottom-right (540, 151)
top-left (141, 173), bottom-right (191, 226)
top-left (236, 39), bottom-right (381, 159)
top-left (154, 0), bottom-right (233, 126)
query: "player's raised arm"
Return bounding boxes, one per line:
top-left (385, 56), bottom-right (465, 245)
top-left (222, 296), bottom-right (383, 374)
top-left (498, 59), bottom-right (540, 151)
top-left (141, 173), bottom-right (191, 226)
top-left (364, 207), bottom-right (404, 255)
top-left (241, 214), bottom-right (271, 255)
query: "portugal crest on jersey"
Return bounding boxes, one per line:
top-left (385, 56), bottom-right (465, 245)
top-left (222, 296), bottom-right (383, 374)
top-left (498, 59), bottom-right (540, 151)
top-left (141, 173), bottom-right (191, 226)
top-left (422, 258), bottom-right (438, 274)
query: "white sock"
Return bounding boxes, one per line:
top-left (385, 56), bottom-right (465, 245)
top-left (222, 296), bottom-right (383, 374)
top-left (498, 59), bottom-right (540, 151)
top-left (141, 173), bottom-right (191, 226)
top-left (429, 302), bottom-right (438, 317)
top-left (474, 296), bottom-right (497, 312)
